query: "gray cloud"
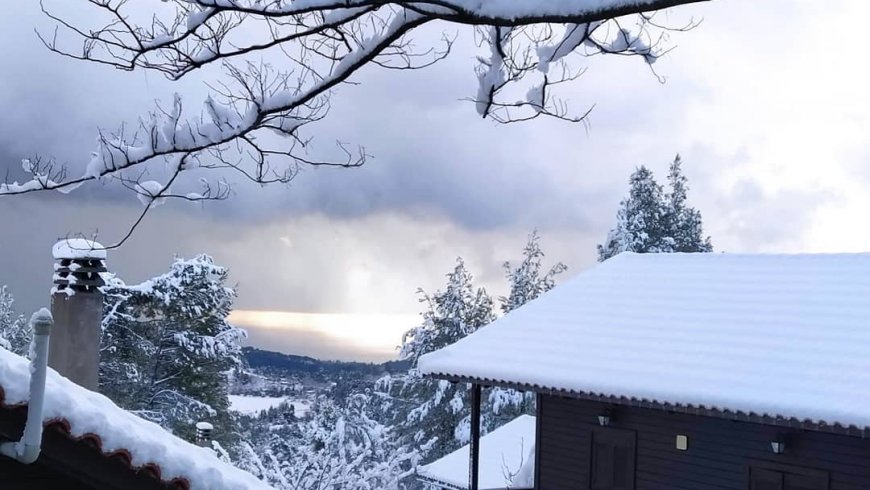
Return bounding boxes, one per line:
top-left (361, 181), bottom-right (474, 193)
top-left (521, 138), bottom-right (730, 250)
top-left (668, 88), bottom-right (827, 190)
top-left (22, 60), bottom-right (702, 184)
top-left (0, 197), bottom-right (586, 360)
top-left (1, 0), bottom-right (861, 360)
top-left (0, 0), bottom-right (700, 233)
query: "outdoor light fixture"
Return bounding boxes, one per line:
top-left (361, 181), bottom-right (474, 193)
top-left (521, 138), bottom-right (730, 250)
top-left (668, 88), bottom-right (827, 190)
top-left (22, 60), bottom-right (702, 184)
top-left (770, 438), bottom-right (786, 454)
top-left (598, 411), bottom-right (611, 427)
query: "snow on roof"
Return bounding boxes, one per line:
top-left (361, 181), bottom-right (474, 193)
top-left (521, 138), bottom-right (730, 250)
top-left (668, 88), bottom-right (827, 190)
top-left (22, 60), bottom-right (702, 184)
top-left (52, 239), bottom-right (106, 260)
top-left (0, 347), bottom-right (273, 490)
top-left (417, 415), bottom-right (535, 490)
top-left (418, 252), bottom-right (870, 430)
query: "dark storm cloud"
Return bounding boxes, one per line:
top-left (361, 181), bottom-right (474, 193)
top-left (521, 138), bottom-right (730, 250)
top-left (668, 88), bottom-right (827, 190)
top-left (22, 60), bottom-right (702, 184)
top-left (0, 0), bottom-right (703, 235)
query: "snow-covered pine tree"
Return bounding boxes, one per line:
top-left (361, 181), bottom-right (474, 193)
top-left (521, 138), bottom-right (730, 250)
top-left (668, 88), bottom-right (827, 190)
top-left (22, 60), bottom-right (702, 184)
top-left (598, 160), bottom-right (713, 261)
top-left (400, 258), bottom-right (495, 364)
top-left (376, 258), bottom-right (495, 470)
top-left (0, 286), bottom-right (29, 356)
top-left (100, 255), bottom-right (245, 445)
top-left (486, 231), bottom-right (567, 428)
top-left (665, 155), bottom-right (713, 253)
top-left (500, 230), bottom-right (568, 314)
top-left (598, 166), bottom-right (670, 261)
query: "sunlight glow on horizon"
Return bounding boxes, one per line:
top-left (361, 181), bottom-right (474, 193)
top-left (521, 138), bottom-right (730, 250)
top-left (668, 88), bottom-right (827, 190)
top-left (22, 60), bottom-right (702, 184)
top-left (229, 310), bottom-right (419, 357)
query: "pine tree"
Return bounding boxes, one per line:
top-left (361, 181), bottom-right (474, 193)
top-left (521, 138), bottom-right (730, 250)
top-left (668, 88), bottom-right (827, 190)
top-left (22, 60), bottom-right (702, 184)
top-left (598, 159), bottom-right (712, 261)
top-left (598, 166), bottom-right (669, 261)
top-left (376, 258), bottom-right (495, 469)
top-left (400, 259), bottom-right (495, 364)
top-left (665, 155), bottom-right (713, 253)
top-left (0, 286), bottom-right (29, 356)
top-left (100, 255), bottom-right (245, 445)
top-left (500, 230), bottom-right (568, 314)
top-left (485, 231), bottom-right (567, 428)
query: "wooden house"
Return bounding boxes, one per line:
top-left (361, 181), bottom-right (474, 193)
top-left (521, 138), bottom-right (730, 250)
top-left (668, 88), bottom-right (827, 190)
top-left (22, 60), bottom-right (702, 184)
top-left (419, 253), bottom-right (870, 490)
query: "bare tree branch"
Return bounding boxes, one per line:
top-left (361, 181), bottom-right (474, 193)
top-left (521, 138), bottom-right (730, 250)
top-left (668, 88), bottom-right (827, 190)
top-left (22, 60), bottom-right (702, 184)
top-left (2, 0), bottom-right (708, 241)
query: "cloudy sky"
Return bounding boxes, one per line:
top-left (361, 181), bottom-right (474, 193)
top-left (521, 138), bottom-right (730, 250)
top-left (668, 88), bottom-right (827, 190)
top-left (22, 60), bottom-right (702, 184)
top-left (1, 0), bottom-right (868, 361)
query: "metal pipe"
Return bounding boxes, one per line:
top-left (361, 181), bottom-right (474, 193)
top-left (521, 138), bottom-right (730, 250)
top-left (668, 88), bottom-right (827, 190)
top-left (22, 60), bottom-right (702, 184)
top-left (1, 308), bottom-right (53, 464)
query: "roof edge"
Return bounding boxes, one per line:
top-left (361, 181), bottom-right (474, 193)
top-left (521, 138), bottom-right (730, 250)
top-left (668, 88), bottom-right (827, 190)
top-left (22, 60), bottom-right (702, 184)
top-left (415, 472), bottom-right (465, 490)
top-left (424, 372), bottom-right (870, 438)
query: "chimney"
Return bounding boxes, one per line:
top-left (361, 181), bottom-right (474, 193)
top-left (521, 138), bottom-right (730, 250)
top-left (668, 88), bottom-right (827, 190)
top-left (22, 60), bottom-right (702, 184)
top-left (49, 239), bottom-right (106, 391)
top-left (195, 422), bottom-right (214, 447)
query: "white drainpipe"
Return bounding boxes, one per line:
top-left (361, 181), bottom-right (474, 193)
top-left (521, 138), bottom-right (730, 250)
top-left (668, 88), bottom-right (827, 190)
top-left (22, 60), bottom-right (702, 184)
top-left (1, 308), bottom-right (53, 464)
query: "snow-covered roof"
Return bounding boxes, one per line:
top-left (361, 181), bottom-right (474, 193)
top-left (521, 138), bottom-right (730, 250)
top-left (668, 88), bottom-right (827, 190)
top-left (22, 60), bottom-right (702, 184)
top-left (0, 346), bottom-right (273, 490)
top-left (418, 252), bottom-right (870, 431)
top-left (417, 415), bottom-right (535, 490)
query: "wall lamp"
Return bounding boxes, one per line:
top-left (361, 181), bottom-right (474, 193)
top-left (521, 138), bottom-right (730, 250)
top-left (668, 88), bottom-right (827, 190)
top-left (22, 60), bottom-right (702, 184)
top-left (770, 438), bottom-right (786, 454)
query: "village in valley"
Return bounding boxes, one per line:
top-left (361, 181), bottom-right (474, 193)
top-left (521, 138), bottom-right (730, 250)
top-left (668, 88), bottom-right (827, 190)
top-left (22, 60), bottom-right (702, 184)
top-left (1, 0), bottom-right (869, 489)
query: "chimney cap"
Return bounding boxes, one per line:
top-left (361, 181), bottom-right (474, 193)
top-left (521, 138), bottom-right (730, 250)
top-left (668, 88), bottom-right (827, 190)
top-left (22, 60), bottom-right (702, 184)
top-left (30, 308), bottom-right (53, 330)
top-left (52, 239), bottom-right (106, 261)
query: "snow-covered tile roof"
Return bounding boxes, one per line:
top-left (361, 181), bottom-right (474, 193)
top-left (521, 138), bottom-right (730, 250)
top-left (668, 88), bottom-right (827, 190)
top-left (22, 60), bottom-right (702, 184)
top-left (0, 347), bottom-right (274, 490)
top-left (418, 252), bottom-right (870, 430)
top-left (417, 415), bottom-right (535, 490)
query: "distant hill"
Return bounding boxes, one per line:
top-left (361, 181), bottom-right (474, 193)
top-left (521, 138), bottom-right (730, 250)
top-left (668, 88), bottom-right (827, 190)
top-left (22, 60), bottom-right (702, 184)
top-left (243, 347), bottom-right (410, 376)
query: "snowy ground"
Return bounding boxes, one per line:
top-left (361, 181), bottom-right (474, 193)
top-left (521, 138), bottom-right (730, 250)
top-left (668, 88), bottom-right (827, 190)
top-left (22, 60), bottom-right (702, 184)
top-left (228, 395), bottom-right (312, 418)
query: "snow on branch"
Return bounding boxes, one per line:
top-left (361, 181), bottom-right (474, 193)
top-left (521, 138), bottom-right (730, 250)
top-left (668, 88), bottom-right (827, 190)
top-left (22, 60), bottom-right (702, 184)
top-left (2, 0), bottom-right (705, 238)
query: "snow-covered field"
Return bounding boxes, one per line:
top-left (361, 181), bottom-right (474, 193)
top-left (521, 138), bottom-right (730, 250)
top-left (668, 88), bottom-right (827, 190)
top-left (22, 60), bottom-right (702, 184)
top-left (229, 395), bottom-right (312, 418)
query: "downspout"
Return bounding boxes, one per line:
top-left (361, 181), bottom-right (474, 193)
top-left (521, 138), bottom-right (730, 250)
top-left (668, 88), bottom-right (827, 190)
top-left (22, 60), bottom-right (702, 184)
top-left (0, 308), bottom-right (53, 464)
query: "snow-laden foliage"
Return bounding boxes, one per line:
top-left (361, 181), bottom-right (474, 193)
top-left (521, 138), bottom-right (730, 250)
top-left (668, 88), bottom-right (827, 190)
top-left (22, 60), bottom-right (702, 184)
top-left (0, 286), bottom-right (29, 356)
top-left (485, 231), bottom-right (567, 428)
top-left (665, 155), bottom-right (714, 253)
top-left (235, 394), bottom-right (415, 489)
top-left (1, 0), bottom-right (703, 245)
top-left (401, 259), bottom-right (496, 365)
top-left (100, 254), bottom-right (245, 445)
top-left (372, 236), bottom-right (565, 486)
top-left (376, 258), bottom-right (495, 470)
top-left (287, 394), bottom-right (416, 489)
top-left (598, 155), bottom-right (713, 260)
top-left (500, 230), bottom-right (568, 314)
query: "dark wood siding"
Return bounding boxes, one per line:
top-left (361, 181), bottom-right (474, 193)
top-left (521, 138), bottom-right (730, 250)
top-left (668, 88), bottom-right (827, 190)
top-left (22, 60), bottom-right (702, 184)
top-left (537, 395), bottom-right (870, 490)
top-left (0, 455), bottom-right (94, 490)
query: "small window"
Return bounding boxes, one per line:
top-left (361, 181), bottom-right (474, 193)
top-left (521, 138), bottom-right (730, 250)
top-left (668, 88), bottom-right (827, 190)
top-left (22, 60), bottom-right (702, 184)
top-left (749, 463), bottom-right (829, 490)
top-left (590, 427), bottom-right (636, 490)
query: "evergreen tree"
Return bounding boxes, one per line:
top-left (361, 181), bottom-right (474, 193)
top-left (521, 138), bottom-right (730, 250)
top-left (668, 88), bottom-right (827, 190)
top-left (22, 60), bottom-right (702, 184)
top-left (665, 155), bottom-right (713, 253)
top-left (377, 258), bottom-right (495, 469)
top-left (598, 159), bottom-right (713, 261)
top-left (0, 286), bottom-right (29, 356)
top-left (500, 230), bottom-right (567, 314)
top-left (486, 231), bottom-right (567, 428)
top-left (100, 255), bottom-right (245, 445)
top-left (400, 259), bottom-right (495, 365)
